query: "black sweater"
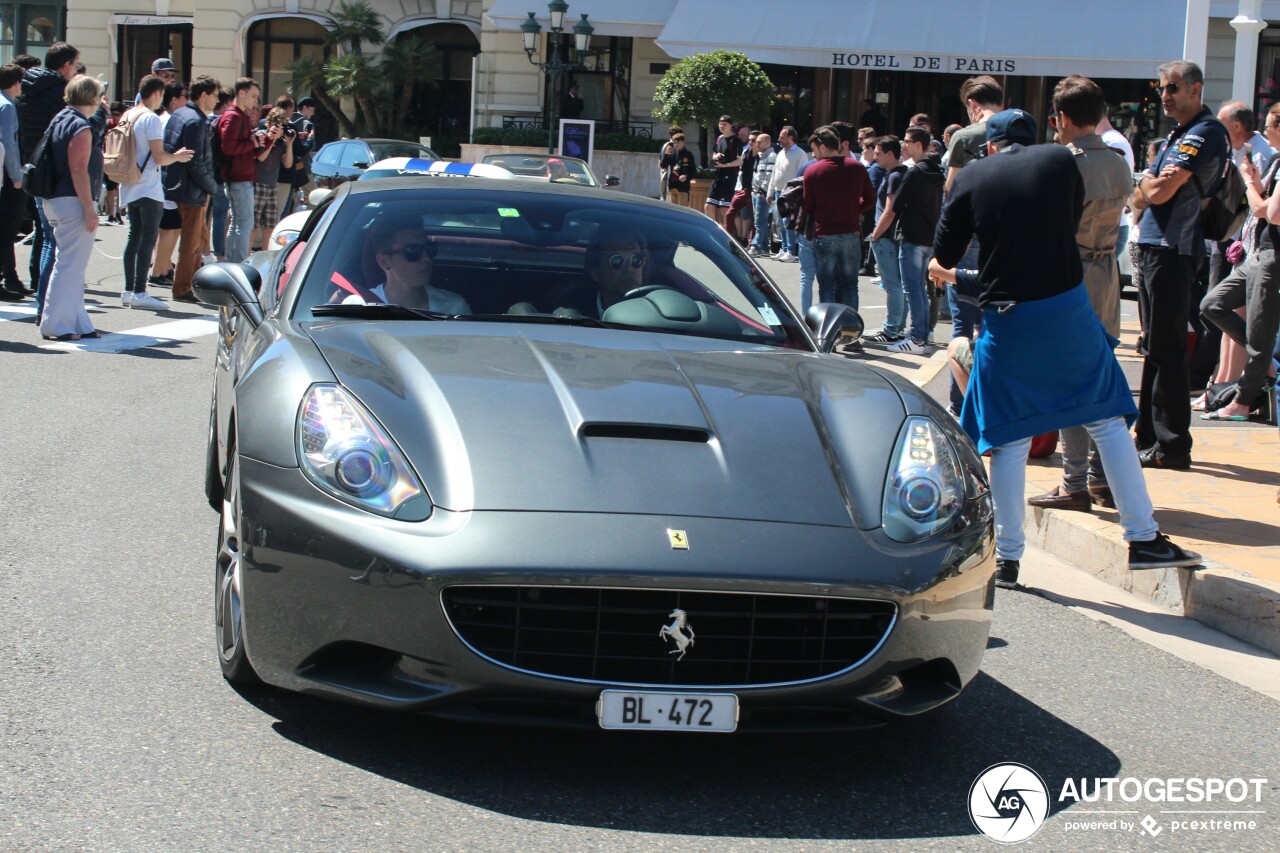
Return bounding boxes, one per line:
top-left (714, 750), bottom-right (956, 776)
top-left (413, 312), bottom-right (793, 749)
top-left (933, 143), bottom-right (1084, 308)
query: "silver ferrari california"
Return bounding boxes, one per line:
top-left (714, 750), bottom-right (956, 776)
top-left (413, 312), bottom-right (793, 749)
top-left (194, 175), bottom-right (995, 732)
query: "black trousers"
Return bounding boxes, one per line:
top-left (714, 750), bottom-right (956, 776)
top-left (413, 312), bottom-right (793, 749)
top-left (0, 178), bottom-right (25, 286)
top-left (26, 194), bottom-right (43, 285)
top-left (1136, 247), bottom-right (1196, 457)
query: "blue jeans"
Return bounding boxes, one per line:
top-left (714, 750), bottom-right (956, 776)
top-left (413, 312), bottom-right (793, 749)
top-left (813, 233), bottom-right (861, 310)
top-left (872, 237), bottom-right (904, 336)
top-left (211, 182), bottom-right (229, 258)
top-left (226, 181), bottom-right (254, 263)
top-left (777, 195), bottom-right (796, 255)
top-left (948, 240), bottom-right (982, 408)
top-left (899, 240), bottom-right (933, 342)
top-left (798, 233), bottom-right (816, 312)
top-left (989, 417), bottom-right (1158, 560)
top-left (751, 193), bottom-right (771, 253)
top-left (34, 198), bottom-right (56, 321)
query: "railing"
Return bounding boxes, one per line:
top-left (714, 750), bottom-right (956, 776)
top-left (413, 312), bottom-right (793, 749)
top-left (502, 116), bottom-right (656, 138)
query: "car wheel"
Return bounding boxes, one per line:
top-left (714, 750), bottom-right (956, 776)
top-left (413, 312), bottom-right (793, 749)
top-left (216, 443), bottom-right (260, 685)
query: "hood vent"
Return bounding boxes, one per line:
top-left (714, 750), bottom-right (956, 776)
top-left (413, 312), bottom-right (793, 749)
top-left (579, 423), bottom-right (710, 443)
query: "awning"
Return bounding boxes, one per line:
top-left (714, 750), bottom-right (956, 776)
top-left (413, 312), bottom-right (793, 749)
top-left (486, 0), bottom-right (677, 39)
top-left (656, 0), bottom-right (1185, 79)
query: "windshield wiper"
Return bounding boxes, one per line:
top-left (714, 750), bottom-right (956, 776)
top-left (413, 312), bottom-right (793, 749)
top-left (311, 303), bottom-right (455, 320)
top-left (461, 312), bottom-right (611, 328)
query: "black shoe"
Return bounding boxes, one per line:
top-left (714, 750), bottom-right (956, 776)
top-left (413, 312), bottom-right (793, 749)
top-left (149, 273), bottom-right (173, 287)
top-left (864, 329), bottom-right (905, 344)
top-left (995, 558), bottom-right (1020, 589)
top-left (0, 288), bottom-right (23, 302)
top-left (1138, 447), bottom-right (1192, 470)
top-left (1128, 532), bottom-right (1202, 570)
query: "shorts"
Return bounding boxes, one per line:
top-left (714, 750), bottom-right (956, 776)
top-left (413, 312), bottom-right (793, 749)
top-left (159, 206), bottom-right (182, 230)
top-left (253, 182), bottom-right (278, 229)
top-left (104, 177), bottom-right (119, 191)
top-left (952, 336), bottom-right (974, 374)
top-left (707, 169), bottom-right (736, 206)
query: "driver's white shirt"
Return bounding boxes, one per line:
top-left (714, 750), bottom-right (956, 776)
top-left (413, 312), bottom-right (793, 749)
top-left (344, 283), bottom-right (471, 314)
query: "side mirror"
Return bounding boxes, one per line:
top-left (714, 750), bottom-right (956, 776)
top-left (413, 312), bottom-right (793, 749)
top-left (307, 187), bottom-right (332, 207)
top-left (352, 161), bottom-right (368, 170)
top-left (605, 175), bottom-right (621, 187)
top-left (193, 262), bottom-right (264, 327)
top-left (806, 303), bottom-right (864, 353)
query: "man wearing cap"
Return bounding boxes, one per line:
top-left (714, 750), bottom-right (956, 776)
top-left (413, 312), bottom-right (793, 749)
top-left (135, 58), bottom-right (177, 104)
top-left (288, 97), bottom-right (317, 199)
top-left (933, 108), bottom-right (1202, 589)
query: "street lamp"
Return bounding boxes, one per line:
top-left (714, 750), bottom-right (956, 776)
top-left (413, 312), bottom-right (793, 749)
top-left (520, 3), bottom-right (594, 153)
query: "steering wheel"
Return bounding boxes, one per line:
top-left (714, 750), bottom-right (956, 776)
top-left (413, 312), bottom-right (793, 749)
top-left (622, 284), bottom-right (674, 300)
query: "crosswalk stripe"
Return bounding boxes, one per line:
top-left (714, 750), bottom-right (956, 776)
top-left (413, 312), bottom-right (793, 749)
top-left (0, 304), bottom-right (38, 323)
top-left (39, 316), bottom-right (219, 353)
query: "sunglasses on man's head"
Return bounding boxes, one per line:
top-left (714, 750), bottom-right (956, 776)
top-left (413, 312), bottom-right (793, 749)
top-left (386, 243), bottom-right (433, 262)
top-left (608, 252), bottom-right (645, 270)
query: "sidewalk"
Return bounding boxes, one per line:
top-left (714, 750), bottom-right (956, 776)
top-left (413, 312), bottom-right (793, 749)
top-left (1020, 319), bottom-right (1280, 656)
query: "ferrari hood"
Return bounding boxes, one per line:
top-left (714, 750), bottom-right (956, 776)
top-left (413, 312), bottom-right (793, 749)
top-left (305, 322), bottom-right (905, 529)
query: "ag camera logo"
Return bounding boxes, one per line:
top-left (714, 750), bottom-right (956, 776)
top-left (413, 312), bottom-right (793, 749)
top-left (969, 763), bottom-right (1050, 843)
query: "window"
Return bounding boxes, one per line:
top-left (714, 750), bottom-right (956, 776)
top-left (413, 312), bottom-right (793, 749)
top-left (0, 1), bottom-right (64, 64)
top-left (116, 22), bottom-right (192, 96)
top-left (339, 143), bottom-right (367, 169)
top-left (246, 17), bottom-right (328, 104)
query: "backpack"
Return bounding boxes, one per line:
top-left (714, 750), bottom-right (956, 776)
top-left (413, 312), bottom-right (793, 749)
top-left (102, 106), bottom-right (152, 184)
top-left (22, 122), bottom-right (59, 198)
top-left (1190, 119), bottom-right (1249, 242)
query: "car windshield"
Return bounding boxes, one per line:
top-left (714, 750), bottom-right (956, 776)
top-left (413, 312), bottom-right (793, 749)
top-left (291, 187), bottom-right (810, 349)
top-left (483, 155), bottom-right (595, 186)
top-left (367, 142), bottom-right (438, 162)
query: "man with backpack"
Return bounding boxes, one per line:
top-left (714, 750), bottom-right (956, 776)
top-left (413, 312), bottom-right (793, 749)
top-left (110, 74), bottom-right (193, 310)
top-left (217, 77), bottom-right (261, 264)
top-left (1129, 60), bottom-right (1229, 470)
top-left (164, 75), bottom-right (219, 303)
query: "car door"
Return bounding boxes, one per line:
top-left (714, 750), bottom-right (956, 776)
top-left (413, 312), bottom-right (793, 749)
top-left (312, 143), bottom-right (343, 189)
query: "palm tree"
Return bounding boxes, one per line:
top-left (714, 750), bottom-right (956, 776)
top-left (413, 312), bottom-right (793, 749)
top-left (324, 52), bottom-right (386, 138)
top-left (325, 0), bottom-right (386, 56)
top-left (286, 55), bottom-right (356, 138)
top-left (382, 34), bottom-right (442, 133)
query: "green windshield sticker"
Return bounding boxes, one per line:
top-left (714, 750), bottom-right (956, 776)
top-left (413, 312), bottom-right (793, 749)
top-left (498, 207), bottom-right (520, 218)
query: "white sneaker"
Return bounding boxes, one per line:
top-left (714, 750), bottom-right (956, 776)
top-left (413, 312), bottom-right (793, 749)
top-left (888, 338), bottom-right (928, 355)
top-left (130, 292), bottom-right (168, 311)
top-left (779, 252), bottom-right (798, 262)
top-left (201, 253), bottom-right (217, 266)
top-left (870, 277), bottom-right (882, 286)
top-left (120, 291), bottom-right (133, 308)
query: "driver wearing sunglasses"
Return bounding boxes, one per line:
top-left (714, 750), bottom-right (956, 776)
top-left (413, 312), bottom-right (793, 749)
top-left (584, 226), bottom-right (651, 316)
top-left (350, 216), bottom-right (470, 313)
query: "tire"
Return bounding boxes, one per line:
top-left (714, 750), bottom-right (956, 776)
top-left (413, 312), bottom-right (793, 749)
top-left (216, 443), bottom-right (260, 685)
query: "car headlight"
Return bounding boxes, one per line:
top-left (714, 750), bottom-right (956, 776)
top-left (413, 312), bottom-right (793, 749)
top-left (272, 230), bottom-right (299, 248)
top-left (296, 384), bottom-right (428, 518)
top-left (882, 416), bottom-right (965, 542)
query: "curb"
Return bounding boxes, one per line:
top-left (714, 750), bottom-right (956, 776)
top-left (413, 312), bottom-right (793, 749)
top-left (1023, 498), bottom-right (1280, 657)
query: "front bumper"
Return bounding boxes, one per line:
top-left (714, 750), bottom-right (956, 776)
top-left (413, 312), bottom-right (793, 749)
top-left (237, 459), bottom-right (995, 730)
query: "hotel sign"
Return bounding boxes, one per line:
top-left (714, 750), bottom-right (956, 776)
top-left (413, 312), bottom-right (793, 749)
top-left (113, 15), bottom-right (192, 27)
top-left (831, 52), bottom-right (1017, 74)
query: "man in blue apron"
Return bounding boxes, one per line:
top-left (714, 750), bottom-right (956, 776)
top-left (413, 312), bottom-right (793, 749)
top-left (933, 109), bottom-right (1202, 588)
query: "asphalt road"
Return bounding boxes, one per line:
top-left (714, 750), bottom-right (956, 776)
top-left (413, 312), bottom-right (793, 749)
top-left (1, 225), bottom-right (1276, 852)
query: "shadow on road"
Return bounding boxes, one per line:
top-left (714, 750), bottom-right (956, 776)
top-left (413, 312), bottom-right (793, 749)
top-left (238, 673), bottom-right (1119, 841)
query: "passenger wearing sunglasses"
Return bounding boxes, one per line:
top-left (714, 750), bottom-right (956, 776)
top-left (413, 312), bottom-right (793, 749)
top-left (348, 216), bottom-right (470, 313)
top-left (1129, 60), bottom-right (1229, 470)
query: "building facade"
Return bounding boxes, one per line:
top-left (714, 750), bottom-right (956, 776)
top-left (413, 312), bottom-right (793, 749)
top-left (4, 0), bottom-right (1279, 163)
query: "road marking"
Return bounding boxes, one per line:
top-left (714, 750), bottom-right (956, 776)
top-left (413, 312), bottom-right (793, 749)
top-left (0, 304), bottom-right (38, 323)
top-left (39, 316), bottom-right (218, 353)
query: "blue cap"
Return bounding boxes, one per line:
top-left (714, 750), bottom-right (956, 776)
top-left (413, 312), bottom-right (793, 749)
top-left (986, 109), bottom-right (1037, 145)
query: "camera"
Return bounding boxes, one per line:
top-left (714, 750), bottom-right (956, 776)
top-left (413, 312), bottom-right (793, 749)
top-left (283, 125), bottom-right (297, 138)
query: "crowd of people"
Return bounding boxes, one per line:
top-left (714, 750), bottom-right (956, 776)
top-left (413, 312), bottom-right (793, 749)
top-left (0, 44), bottom-right (318, 340)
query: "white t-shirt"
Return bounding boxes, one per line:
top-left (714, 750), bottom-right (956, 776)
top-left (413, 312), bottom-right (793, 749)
top-left (1099, 127), bottom-right (1135, 171)
top-left (119, 108), bottom-right (165, 205)
top-left (343, 283), bottom-right (471, 314)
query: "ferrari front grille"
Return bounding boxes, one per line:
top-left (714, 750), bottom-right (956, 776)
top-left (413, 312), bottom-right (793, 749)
top-left (440, 585), bottom-right (896, 687)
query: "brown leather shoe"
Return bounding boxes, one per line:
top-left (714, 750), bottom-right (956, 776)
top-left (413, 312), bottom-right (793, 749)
top-left (1026, 485), bottom-right (1092, 512)
top-left (1089, 484), bottom-right (1115, 508)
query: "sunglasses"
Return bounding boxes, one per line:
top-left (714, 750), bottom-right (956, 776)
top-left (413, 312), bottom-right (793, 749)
top-left (1155, 83), bottom-right (1183, 95)
top-left (608, 252), bottom-right (645, 270)
top-left (386, 243), bottom-right (433, 262)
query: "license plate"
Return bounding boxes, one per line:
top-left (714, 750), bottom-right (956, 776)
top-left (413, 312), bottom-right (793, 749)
top-left (597, 690), bottom-right (738, 732)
